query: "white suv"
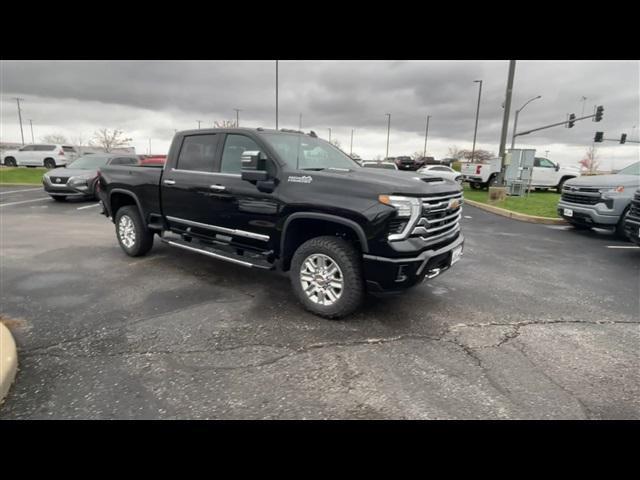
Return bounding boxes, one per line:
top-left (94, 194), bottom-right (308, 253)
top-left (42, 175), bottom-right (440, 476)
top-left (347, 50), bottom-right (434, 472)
top-left (2, 144), bottom-right (79, 169)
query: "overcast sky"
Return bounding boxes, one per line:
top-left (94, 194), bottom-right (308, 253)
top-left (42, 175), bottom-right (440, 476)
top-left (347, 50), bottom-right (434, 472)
top-left (1, 60), bottom-right (638, 169)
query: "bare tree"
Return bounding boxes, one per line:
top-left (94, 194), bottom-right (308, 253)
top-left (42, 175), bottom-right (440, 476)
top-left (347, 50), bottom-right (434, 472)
top-left (411, 151), bottom-right (426, 160)
top-left (214, 120), bottom-right (237, 128)
top-left (459, 149), bottom-right (495, 163)
top-left (447, 146), bottom-right (465, 161)
top-left (41, 133), bottom-right (68, 144)
top-left (92, 129), bottom-right (132, 153)
top-left (579, 146), bottom-right (600, 174)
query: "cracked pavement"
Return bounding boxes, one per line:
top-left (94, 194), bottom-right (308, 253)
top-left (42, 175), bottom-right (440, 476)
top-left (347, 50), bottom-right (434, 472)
top-left (1, 186), bottom-right (639, 419)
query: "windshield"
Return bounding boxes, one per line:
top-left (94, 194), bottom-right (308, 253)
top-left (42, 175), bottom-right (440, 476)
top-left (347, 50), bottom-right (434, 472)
top-left (68, 155), bottom-right (113, 169)
top-left (617, 161), bottom-right (640, 176)
top-left (260, 133), bottom-right (359, 170)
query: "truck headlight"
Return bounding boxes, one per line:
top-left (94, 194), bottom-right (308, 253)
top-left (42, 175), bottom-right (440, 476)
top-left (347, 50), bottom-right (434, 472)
top-left (379, 195), bottom-right (422, 218)
top-left (600, 186), bottom-right (625, 199)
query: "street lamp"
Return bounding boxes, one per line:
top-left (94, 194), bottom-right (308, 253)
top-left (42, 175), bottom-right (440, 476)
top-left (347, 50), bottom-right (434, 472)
top-left (197, 120), bottom-right (202, 129)
top-left (423, 115), bottom-right (431, 159)
top-left (385, 113), bottom-right (391, 159)
top-left (471, 80), bottom-right (483, 163)
top-left (511, 95), bottom-right (542, 150)
top-left (234, 109), bottom-right (241, 127)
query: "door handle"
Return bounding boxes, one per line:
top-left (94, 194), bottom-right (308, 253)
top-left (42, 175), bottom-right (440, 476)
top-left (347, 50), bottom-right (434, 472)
top-left (209, 184), bottom-right (226, 192)
top-left (163, 179), bottom-right (176, 185)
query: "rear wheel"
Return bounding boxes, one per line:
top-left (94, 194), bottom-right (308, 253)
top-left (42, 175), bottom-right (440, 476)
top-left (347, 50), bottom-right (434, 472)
top-left (290, 236), bottom-right (364, 319)
top-left (484, 174), bottom-right (498, 189)
top-left (470, 182), bottom-right (482, 190)
top-left (43, 158), bottom-right (56, 169)
top-left (115, 205), bottom-right (154, 257)
top-left (51, 196), bottom-right (67, 202)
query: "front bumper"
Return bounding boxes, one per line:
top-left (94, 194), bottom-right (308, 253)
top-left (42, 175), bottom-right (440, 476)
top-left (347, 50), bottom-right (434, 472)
top-left (43, 178), bottom-right (93, 197)
top-left (557, 199), bottom-right (623, 227)
top-left (623, 217), bottom-right (640, 245)
top-left (362, 234), bottom-right (464, 293)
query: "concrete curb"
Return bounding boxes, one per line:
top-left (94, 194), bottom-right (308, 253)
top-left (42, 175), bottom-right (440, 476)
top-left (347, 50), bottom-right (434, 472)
top-left (0, 322), bottom-right (18, 406)
top-left (465, 199), bottom-right (567, 225)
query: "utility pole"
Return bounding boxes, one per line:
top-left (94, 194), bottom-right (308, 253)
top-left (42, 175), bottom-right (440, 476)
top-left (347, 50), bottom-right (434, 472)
top-left (385, 113), bottom-right (391, 159)
top-left (423, 115), bottom-right (431, 158)
top-left (197, 120), bottom-right (202, 129)
top-left (29, 119), bottom-right (35, 143)
top-left (350, 129), bottom-right (354, 155)
top-left (471, 80), bottom-right (483, 163)
top-left (328, 128), bottom-right (332, 143)
top-left (14, 97), bottom-right (25, 145)
top-left (275, 60), bottom-right (279, 130)
top-left (498, 60), bottom-right (517, 185)
top-left (234, 109), bottom-right (241, 127)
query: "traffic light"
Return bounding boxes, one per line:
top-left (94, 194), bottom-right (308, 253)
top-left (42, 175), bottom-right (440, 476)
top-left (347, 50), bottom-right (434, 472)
top-left (568, 113), bottom-right (576, 128)
top-left (595, 105), bottom-right (604, 122)
top-left (594, 131), bottom-right (604, 143)
top-left (620, 133), bottom-right (627, 144)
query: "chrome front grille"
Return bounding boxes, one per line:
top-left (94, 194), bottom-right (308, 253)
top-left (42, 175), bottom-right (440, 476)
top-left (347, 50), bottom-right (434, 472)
top-left (411, 192), bottom-right (463, 244)
top-left (561, 186), bottom-right (601, 205)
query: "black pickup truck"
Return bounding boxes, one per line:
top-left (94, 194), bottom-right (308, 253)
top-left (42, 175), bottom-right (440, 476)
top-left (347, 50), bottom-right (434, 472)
top-left (98, 128), bottom-right (464, 318)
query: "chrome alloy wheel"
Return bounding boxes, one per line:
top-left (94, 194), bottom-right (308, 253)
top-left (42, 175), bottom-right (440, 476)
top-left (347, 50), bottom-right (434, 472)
top-left (118, 214), bottom-right (136, 249)
top-left (299, 253), bottom-right (344, 306)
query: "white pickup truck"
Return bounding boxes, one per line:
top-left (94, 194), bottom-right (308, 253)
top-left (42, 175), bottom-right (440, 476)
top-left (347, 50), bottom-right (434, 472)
top-left (461, 157), bottom-right (580, 192)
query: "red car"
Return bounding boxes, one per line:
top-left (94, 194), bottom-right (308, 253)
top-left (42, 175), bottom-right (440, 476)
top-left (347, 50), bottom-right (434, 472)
top-left (138, 155), bottom-right (167, 166)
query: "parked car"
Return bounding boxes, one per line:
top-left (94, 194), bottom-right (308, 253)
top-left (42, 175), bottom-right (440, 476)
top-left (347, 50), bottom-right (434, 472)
top-left (394, 156), bottom-right (415, 171)
top-left (3, 144), bottom-right (79, 169)
top-left (461, 156), bottom-right (580, 191)
top-left (418, 165), bottom-right (462, 184)
top-left (98, 128), bottom-right (464, 319)
top-left (43, 153), bottom-right (139, 201)
top-left (361, 161), bottom-right (398, 170)
top-left (623, 188), bottom-right (640, 245)
top-left (557, 161), bottom-right (640, 238)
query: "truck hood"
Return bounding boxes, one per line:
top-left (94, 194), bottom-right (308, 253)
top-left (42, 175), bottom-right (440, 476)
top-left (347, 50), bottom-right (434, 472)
top-left (565, 174), bottom-right (640, 188)
top-left (293, 167), bottom-right (462, 196)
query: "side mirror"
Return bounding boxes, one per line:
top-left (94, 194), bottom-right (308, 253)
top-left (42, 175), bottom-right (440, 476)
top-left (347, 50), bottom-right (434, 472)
top-left (555, 163), bottom-right (560, 172)
top-left (241, 150), bottom-right (269, 182)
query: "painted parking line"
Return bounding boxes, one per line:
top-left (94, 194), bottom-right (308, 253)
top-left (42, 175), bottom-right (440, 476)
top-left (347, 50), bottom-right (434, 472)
top-left (605, 245), bottom-right (640, 249)
top-left (0, 197), bottom-right (50, 207)
top-left (0, 188), bottom-right (42, 195)
top-left (77, 203), bottom-right (101, 210)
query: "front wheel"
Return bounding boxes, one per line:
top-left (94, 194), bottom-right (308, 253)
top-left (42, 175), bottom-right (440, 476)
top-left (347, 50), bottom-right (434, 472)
top-left (115, 205), bottom-right (154, 257)
top-left (290, 236), bottom-right (364, 319)
top-left (615, 210), bottom-right (631, 240)
top-left (4, 157), bottom-right (17, 167)
top-left (556, 178), bottom-right (568, 193)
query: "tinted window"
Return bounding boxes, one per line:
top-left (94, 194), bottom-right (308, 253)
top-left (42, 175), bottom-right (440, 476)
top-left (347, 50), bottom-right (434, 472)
top-left (177, 134), bottom-right (218, 172)
top-left (19, 146), bottom-right (35, 151)
top-left (34, 145), bottom-right (56, 151)
top-left (62, 146), bottom-right (77, 152)
top-left (221, 134), bottom-right (261, 174)
top-left (430, 166), bottom-right (451, 172)
top-left (110, 157), bottom-right (138, 166)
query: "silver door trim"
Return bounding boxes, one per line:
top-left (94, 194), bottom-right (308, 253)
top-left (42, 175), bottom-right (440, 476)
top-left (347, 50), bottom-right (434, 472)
top-left (165, 215), bottom-right (270, 241)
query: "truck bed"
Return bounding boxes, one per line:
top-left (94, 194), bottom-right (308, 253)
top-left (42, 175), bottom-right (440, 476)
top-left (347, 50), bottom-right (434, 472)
top-left (99, 164), bottom-right (164, 221)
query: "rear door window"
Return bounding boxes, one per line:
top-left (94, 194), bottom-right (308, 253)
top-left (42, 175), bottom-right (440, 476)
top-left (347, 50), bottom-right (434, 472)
top-left (34, 145), bottom-right (56, 151)
top-left (176, 134), bottom-right (219, 172)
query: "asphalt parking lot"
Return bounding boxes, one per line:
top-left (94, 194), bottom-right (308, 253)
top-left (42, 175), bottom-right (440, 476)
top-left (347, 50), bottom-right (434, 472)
top-left (0, 185), bottom-right (638, 419)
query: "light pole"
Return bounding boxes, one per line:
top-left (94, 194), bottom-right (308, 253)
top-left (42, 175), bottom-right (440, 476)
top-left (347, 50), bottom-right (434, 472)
top-left (385, 113), bottom-right (391, 159)
top-left (350, 129), bottom-right (354, 155)
top-left (29, 119), bottom-right (35, 143)
top-left (234, 109), bottom-right (241, 127)
top-left (511, 95), bottom-right (542, 150)
top-left (471, 80), bottom-right (483, 163)
top-left (328, 128), bottom-right (332, 143)
top-left (14, 97), bottom-right (25, 145)
top-left (275, 60), bottom-right (279, 130)
top-left (197, 120), bottom-right (202, 129)
top-left (423, 115), bottom-right (431, 158)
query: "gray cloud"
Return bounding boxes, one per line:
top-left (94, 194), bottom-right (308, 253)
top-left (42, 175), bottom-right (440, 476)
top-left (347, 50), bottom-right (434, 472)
top-left (1, 60), bottom-right (638, 166)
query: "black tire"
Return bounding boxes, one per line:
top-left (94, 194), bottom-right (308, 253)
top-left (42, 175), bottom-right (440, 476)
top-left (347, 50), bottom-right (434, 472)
top-left (4, 157), bottom-right (17, 167)
top-left (43, 158), bottom-right (56, 169)
top-left (484, 174), bottom-right (498, 189)
top-left (615, 210), bottom-right (630, 240)
top-left (470, 182), bottom-right (482, 190)
top-left (290, 236), bottom-right (364, 319)
top-left (51, 196), bottom-right (67, 202)
top-left (114, 205), bottom-right (154, 257)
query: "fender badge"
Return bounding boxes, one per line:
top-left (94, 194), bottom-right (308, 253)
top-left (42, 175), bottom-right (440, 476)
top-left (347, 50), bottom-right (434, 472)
top-left (288, 175), bottom-right (312, 184)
